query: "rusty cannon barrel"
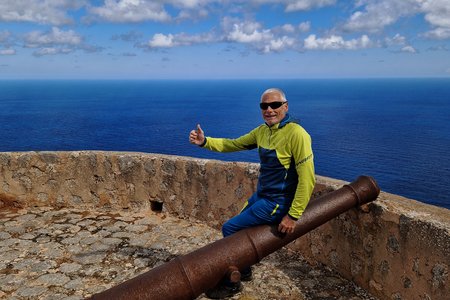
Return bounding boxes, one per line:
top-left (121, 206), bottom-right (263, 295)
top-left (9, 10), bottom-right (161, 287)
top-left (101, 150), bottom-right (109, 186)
top-left (90, 175), bottom-right (380, 300)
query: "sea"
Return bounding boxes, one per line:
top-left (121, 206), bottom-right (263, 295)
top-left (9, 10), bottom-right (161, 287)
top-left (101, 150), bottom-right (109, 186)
top-left (0, 79), bottom-right (449, 209)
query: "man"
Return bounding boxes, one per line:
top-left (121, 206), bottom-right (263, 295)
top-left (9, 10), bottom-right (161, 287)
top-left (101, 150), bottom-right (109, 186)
top-left (189, 88), bottom-right (315, 299)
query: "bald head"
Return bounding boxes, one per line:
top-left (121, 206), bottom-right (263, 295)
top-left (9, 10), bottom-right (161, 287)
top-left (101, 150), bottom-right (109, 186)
top-left (261, 88), bottom-right (287, 102)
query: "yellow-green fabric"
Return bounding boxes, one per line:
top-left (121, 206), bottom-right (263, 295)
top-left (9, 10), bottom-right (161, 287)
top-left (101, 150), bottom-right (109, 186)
top-left (203, 114), bottom-right (315, 219)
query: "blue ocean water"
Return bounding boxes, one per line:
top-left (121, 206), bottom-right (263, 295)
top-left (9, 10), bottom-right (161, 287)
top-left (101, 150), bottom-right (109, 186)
top-left (0, 79), bottom-right (449, 209)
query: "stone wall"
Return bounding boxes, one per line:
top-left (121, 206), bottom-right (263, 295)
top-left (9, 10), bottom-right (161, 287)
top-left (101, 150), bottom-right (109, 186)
top-left (0, 151), bottom-right (259, 229)
top-left (289, 177), bottom-right (449, 300)
top-left (0, 151), bottom-right (448, 300)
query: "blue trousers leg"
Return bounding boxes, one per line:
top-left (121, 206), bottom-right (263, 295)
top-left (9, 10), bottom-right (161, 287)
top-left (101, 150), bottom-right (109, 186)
top-left (221, 194), bottom-right (287, 283)
top-left (222, 194), bottom-right (287, 237)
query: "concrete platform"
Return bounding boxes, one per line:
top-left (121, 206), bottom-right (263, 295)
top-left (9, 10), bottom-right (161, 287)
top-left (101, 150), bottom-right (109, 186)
top-left (0, 207), bottom-right (377, 300)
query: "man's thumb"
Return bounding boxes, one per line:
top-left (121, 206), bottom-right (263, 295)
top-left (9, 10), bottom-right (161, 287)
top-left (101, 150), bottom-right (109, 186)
top-left (197, 124), bottom-right (203, 134)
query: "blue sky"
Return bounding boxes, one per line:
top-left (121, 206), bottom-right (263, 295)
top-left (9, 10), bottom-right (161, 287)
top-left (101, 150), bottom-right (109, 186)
top-left (1, 0), bottom-right (450, 79)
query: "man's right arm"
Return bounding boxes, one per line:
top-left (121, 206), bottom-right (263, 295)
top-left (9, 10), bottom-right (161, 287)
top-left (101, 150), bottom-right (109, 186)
top-left (190, 124), bottom-right (258, 153)
top-left (203, 132), bottom-right (257, 152)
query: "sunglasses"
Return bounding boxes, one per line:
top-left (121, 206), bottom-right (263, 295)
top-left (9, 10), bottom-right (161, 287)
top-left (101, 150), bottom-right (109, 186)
top-left (259, 101), bottom-right (287, 110)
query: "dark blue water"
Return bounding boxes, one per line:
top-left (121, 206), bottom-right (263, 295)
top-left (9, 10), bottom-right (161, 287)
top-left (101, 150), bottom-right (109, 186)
top-left (0, 79), bottom-right (449, 209)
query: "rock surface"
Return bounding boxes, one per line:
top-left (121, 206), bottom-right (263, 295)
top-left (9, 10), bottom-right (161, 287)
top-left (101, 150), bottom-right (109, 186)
top-left (0, 207), bottom-right (377, 300)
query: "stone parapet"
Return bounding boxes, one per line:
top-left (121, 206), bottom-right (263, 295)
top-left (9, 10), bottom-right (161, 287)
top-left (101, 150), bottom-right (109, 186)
top-left (0, 151), bottom-right (448, 299)
top-left (291, 177), bottom-right (449, 300)
top-left (0, 151), bottom-right (258, 229)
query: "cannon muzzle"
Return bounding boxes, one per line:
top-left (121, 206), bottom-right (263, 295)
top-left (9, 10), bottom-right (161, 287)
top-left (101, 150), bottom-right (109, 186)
top-left (90, 175), bottom-right (380, 300)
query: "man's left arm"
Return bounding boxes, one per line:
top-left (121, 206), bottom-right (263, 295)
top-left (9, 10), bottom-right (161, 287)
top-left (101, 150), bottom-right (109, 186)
top-left (278, 126), bottom-right (316, 233)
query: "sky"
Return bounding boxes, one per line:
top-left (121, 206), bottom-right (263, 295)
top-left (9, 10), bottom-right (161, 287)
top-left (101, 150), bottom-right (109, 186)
top-left (1, 0), bottom-right (450, 79)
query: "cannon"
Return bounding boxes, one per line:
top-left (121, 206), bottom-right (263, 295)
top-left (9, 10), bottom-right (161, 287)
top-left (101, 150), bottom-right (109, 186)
top-left (90, 175), bottom-right (380, 300)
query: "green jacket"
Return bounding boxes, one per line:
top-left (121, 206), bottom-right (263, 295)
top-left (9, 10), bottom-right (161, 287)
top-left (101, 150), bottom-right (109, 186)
top-left (203, 114), bottom-right (315, 219)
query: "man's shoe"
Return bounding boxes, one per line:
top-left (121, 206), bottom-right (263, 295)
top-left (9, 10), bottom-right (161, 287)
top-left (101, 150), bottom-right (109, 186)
top-left (240, 268), bottom-right (253, 282)
top-left (205, 282), bottom-right (243, 299)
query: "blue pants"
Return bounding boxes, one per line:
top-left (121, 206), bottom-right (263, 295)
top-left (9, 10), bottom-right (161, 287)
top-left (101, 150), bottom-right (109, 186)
top-left (222, 193), bottom-right (289, 237)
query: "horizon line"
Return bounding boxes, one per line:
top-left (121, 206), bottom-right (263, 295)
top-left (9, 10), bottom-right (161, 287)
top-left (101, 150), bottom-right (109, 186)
top-left (1, 76), bottom-right (450, 81)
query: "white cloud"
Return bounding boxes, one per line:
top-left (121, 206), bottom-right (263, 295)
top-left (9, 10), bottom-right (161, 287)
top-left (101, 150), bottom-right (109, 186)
top-left (0, 48), bottom-right (16, 55)
top-left (421, 0), bottom-right (450, 40)
top-left (0, 0), bottom-right (84, 25)
top-left (263, 36), bottom-right (295, 53)
top-left (24, 27), bottom-right (82, 48)
top-left (4, 0), bottom-right (440, 58)
top-left (342, 0), bottom-right (450, 40)
top-left (0, 0), bottom-right (214, 25)
top-left (385, 33), bottom-right (407, 46)
top-left (173, 7), bottom-right (209, 22)
top-left (86, 0), bottom-right (218, 23)
top-left (222, 18), bottom-right (300, 53)
top-left (226, 22), bottom-right (273, 43)
top-left (304, 34), bottom-right (373, 50)
top-left (248, 0), bottom-right (336, 12)
top-left (22, 27), bottom-right (101, 57)
top-left (148, 33), bottom-right (175, 48)
top-left (88, 0), bottom-right (171, 22)
top-left (168, 0), bottom-right (212, 9)
top-left (1, 0), bottom-right (448, 47)
top-left (422, 0), bottom-right (450, 28)
top-left (285, 0), bottom-right (337, 12)
top-left (145, 18), bottom-right (301, 53)
top-left (33, 47), bottom-right (73, 57)
top-left (384, 33), bottom-right (418, 53)
top-left (401, 45), bottom-right (417, 53)
top-left (298, 21), bottom-right (311, 32)
top-left (343, 0), bottom-right (421, 33)
top-left (384, 33), bottom-right (417, 53)
top-left (146, 32), bottom-right (217, 48)
top-left (281, 24), bottom-right (295, 33)
top-left (423, 27), bottom-right (450, 39)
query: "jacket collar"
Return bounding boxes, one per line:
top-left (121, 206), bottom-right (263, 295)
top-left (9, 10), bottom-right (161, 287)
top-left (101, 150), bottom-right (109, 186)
top-left (266, 113), bottom-right (295, 129)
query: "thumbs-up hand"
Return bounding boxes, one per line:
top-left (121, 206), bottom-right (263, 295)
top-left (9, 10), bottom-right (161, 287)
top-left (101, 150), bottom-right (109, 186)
top-left (189, 124), bottom-right (205, 146)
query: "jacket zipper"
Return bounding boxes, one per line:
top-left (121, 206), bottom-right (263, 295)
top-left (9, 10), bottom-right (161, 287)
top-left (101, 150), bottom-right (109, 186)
top-left (268, 127), bottom-right (273, 146)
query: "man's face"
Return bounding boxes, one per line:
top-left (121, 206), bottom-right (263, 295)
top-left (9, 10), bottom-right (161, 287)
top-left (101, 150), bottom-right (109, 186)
top-left (260, 91), bottom-right (288, 126)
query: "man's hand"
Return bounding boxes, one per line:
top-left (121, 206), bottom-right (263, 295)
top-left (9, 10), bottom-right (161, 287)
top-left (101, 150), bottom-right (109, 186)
top-left (189, 124), bottom-right (205, 146)
top-left (278, 215), bottom-right (296, 234)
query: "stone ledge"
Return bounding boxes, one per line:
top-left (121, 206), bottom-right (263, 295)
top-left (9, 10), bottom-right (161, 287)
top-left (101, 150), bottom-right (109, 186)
top-left (0, 151), bottom-right (449, 300)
